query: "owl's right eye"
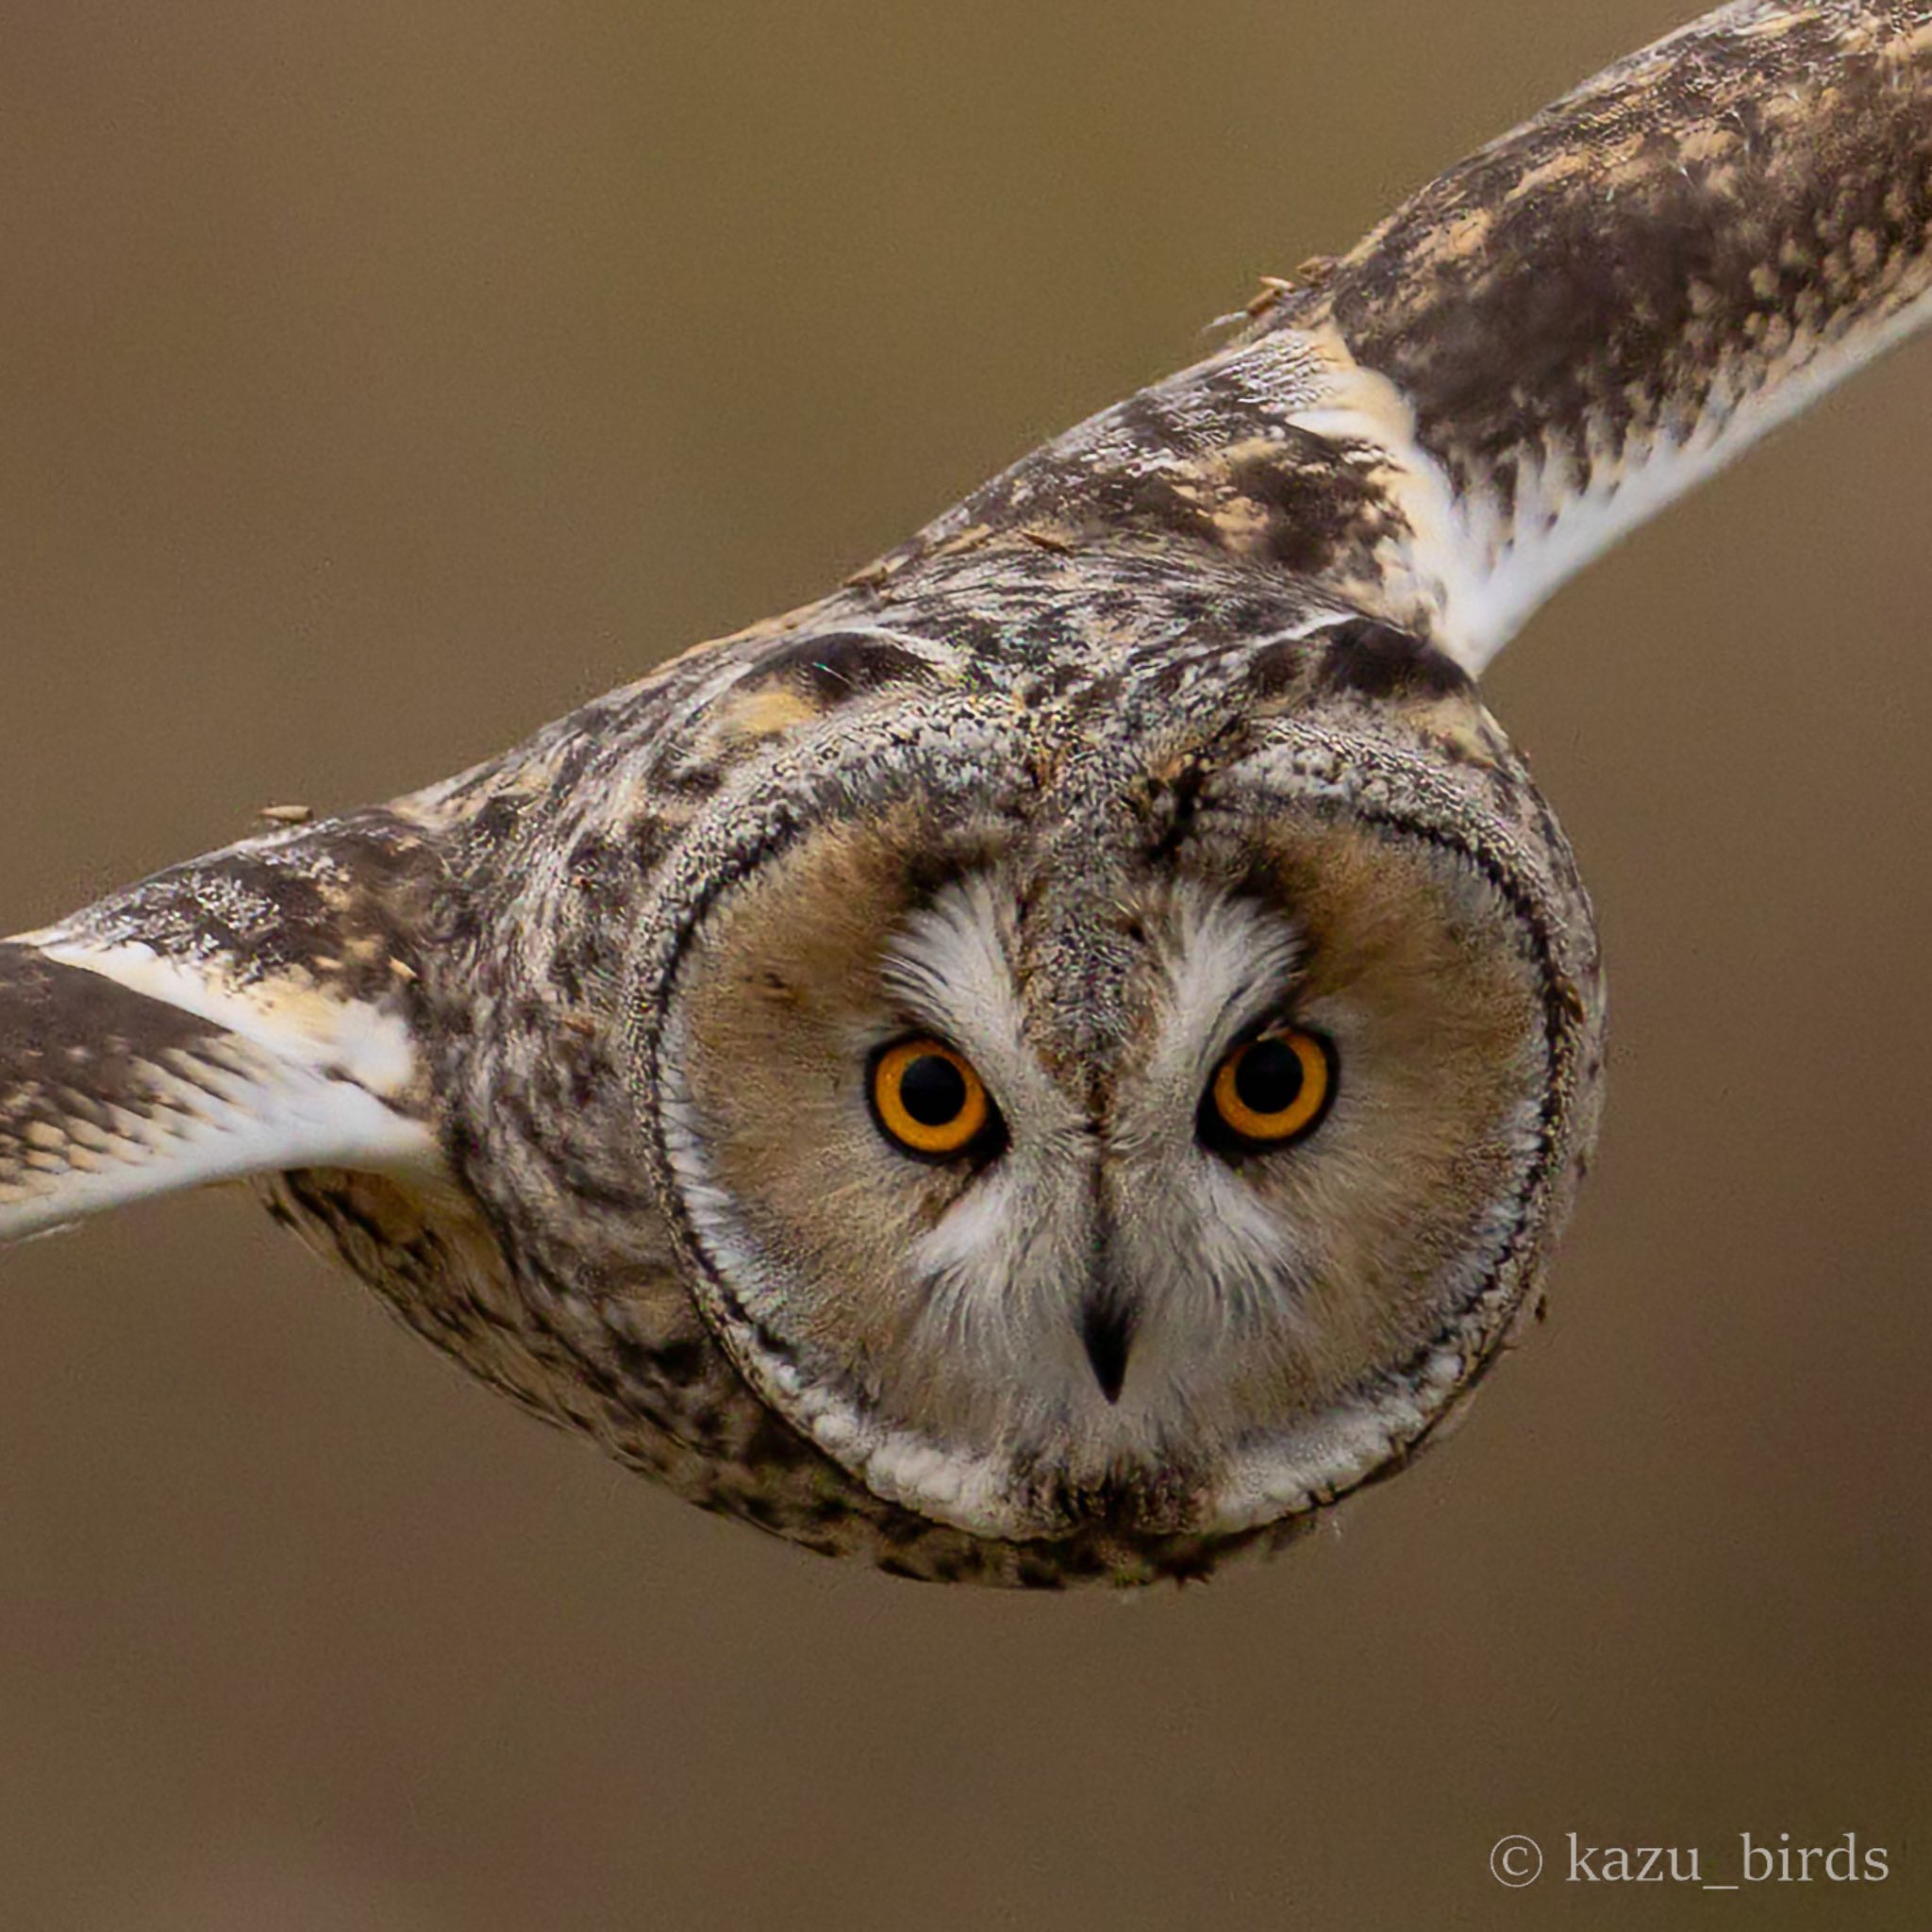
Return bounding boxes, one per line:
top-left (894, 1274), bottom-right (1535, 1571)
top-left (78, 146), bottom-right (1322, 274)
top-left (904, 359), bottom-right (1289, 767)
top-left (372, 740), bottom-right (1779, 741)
top-left (869, 1038), bottom-right (1000, 1160)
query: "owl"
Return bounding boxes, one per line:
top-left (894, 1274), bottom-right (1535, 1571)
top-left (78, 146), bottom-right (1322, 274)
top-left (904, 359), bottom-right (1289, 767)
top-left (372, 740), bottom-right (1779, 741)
top-left (4, 0), bottom-right (1928, 1587)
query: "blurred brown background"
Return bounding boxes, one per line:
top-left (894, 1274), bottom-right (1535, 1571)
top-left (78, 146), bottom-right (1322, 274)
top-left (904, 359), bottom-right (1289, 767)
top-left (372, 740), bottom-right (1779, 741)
top-left (2, 4), bottom-right (1927, 1927)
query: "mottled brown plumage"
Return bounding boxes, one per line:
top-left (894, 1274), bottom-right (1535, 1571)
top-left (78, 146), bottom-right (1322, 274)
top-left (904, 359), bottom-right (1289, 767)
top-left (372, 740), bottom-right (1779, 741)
top-left (4, 2), bottom-right (1927, 1585)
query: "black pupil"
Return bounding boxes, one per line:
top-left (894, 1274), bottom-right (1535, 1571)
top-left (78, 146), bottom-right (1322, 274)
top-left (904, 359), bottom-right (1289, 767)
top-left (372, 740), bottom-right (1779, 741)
top-left (1234, 1037), bottom-right (1306, 1117)
top-left (899, 1054), bottom-right (968, 1127)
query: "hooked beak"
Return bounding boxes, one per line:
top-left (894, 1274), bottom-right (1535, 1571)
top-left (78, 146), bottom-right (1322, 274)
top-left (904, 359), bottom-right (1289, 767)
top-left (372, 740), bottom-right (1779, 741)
top-left (1079, 1291), bottom-right (1136, 1405)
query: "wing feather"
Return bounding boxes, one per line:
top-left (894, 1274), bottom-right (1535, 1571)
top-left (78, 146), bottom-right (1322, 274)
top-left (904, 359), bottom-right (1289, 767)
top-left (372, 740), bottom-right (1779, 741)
top-left (0, 941), bottom-right (435, 1243)
top-left (2, 806), bottom-right (454, 1244)
top-left (1266, 0), bottom-right (1932, 671)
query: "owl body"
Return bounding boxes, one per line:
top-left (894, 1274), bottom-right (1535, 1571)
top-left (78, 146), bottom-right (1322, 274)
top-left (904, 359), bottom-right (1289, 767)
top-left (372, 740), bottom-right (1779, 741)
top-left (5, 0), bottom-right (1926, 1584)
top-left (228, 566), bottom-right (1603, 1585)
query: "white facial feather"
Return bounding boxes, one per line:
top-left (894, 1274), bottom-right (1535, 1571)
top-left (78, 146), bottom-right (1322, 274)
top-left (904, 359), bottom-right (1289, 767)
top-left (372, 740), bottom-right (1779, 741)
top-left (877, 878), bottom-right (1094, 1381)
top-left (1141, 890), bottom-right (1304, 1096)
top-left (885, 879), bottom-right (1328, 1411)
top-left (875, 874), bottom-right (1026, 1072)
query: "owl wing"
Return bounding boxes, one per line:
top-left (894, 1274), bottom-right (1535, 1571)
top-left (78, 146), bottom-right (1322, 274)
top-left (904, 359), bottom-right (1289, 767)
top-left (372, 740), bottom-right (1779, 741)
top-left (1240, 0), bottom-right (1932, 673)
top-left (0, 814), bottom-right (443, 1246)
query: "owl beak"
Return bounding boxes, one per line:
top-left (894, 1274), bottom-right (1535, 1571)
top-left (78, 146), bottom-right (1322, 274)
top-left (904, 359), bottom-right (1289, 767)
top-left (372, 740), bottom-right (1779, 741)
top-left (1079, 1292), bottom-right (1136, 1405)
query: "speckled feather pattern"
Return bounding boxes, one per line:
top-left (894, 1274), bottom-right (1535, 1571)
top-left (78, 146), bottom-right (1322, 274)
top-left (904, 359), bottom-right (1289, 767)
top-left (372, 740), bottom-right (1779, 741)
top-left (3, 2), bottom-right (1926, 1585)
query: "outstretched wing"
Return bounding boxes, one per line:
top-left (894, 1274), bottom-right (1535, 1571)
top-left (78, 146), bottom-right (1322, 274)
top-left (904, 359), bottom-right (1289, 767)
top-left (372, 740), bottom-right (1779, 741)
top-left (0, 816), bottom-right (444, 1245)
top-left (1268, 0), bottom-right (1932, 671)
top-left (890, 3), bottom-right (1932, 682)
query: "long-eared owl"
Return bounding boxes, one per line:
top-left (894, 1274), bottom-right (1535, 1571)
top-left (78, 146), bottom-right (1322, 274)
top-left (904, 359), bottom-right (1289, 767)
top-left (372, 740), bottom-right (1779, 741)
top-left (5, 1), bottom-right (1929, 1585)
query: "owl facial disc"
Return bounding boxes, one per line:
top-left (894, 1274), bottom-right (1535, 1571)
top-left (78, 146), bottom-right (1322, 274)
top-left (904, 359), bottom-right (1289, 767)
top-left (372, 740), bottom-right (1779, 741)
top-left (643, 701), bottom-right (1601, 1548)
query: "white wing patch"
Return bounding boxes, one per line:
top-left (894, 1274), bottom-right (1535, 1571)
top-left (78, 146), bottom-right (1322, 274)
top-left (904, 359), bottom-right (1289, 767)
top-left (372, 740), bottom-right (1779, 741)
top-left (1281, 292), bottom-right (1932, 676)
top-left (0, 1033), bottom-right (430, 1243)
top-left (0, 940), bottom-right (438, 1246)
top-left (34, 937), bottom-right (420, 1098)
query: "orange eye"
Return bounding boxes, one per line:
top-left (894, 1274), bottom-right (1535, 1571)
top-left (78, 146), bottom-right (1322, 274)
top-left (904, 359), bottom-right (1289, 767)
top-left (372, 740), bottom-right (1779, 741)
top-left (1206, 1026), bottom-right (1335, 1149)
top-left (870, 1039), bottom-right (994, 1158)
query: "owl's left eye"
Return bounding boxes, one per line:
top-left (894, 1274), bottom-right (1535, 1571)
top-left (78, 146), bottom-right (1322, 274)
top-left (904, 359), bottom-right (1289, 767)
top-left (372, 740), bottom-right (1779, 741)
top-left (869, 1038), bottom-right (1000, 1159)
top-left (1201, 1024), bottom-right (1336, 1153)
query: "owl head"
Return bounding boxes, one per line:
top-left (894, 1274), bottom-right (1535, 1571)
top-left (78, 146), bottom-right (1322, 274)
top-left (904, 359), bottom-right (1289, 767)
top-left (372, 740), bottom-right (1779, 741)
top-left (615, 614), bottom-right (1604, 1559)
